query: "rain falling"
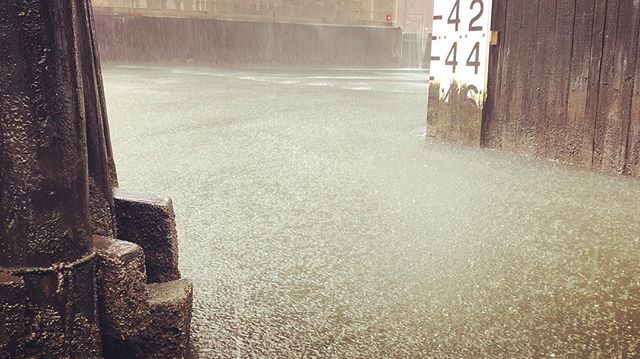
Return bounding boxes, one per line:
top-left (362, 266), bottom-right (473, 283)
top-left (2, 1), bottom-right (640, 358)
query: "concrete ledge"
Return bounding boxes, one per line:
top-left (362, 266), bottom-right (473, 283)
top-left (93, 236), bottom-right (150, 340)
top-left (2, 256), bottom-right (103, 358)
top-left (0, 273), bottom-right (27, 358)
top-left (139, 279), bottom-right (194, 359)
top-left (114, 188), bottom-right (181, 283)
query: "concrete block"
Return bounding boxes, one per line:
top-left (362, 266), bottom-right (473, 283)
top-left (138, 279), bottom-right (194, 359)
top-left (93, 236), bottom-right (150, 340)
top-left (0, 273), bottom-right (27, 358)
top-left (114, 188), bottom-right (181, 283)
top-left (18, 256), bottom-right (103, 359)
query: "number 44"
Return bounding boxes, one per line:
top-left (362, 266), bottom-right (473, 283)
top-left (445, 42), bottom-right (481, 75)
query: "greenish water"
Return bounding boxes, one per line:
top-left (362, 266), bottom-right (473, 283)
top-left (104, 66), bottom-right (640, 358)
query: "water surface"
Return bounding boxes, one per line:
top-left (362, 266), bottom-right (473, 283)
top-left (104, 66), bottom-right (640, 358)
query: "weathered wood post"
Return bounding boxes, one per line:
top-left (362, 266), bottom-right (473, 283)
top-left (0, 1), bottom-right (109, 357)
top-left (1, 1), bottom-right (193, 358)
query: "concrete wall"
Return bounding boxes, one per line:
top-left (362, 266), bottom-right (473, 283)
top-left (93, 0), bottom-right (396, 27)
top-left (396, 0), bottom-right (433, 34)
top-left (482, 0), bottom-right (640, 177)
top-left (94, 14), bottom-right (402, 67)
top-left (396, 0), bottom-right (433, 68)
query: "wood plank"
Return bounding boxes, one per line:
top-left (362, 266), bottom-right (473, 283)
top-left (593, 0), bottom-right (637, 173)
top-left (563, 0), bottom-right (598, 166)
top-left (505, 0), bottom-right (536, 154)
top-left (481, 0), bottom-right (509, 147)
top-left (592, 0), bottom-right (619, 171)
top-left (624, 4), bottom-right (640, 177)
top-left (545, 0), bottom-right (576, 160)
top-left (600, 0), bottom-right (640, 173)
top-left (531, 0), bottom-right (557, 157)
top-left (514, 0), bottom-right (544, 155)
top-left (495, 0), bottom-right (520, 151)
top-left (579, 0), bottom-right (609, 169)
top-left (490, 0), bottom-right (523, 152)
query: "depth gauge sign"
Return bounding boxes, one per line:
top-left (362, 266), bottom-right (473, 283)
top-left (428, 0), bottom-right (493, 146)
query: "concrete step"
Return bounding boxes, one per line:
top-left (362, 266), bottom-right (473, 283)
top-left (114, 188), bottom-right (181, 283)
top-left (139, 279), bottom-right (194, 359)
top-left (93, 235), bottom-right (150, 341)
top-left (94, 236), bottom-right (193, 358)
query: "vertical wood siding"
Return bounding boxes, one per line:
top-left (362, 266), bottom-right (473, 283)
top-left (483, 0), bottom-right (640, 177)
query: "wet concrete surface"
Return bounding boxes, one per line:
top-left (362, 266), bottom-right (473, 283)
top-left (103, 66), bottom-right (640, 358)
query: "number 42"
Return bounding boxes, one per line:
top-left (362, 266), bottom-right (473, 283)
top-left (448, 0), bottom-right (485, 32)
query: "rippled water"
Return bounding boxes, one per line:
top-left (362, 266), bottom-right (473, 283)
top-left (103, 66), bottom-right (640, 358)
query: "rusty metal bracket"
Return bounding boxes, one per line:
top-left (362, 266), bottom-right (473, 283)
top-left (490, 31), bottom-right (500, 46)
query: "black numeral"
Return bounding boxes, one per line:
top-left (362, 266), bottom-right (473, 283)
top-left (464, 85), bottom-right (479, 99)
top-left (448, 0), bottom-right (460, 31)
top-left (445, 42), bottom-right (458, 73)
top-left (466, 42), bottom-right (481, 74)
top-left (469, 0), bottom-right (484, 31)
top-left (443, 85), bottom-right (453, 102)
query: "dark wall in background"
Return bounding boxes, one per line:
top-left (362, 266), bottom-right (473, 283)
top-left (94, 15), bottom-right (402, 67)
top-left (482, 0), bottom-right (640, 177)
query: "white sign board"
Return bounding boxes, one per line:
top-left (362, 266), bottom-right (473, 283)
top-left (430, 0), bottom-right (493, 105)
